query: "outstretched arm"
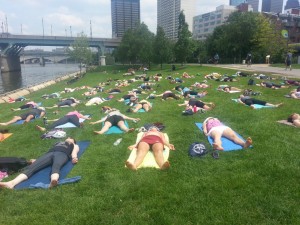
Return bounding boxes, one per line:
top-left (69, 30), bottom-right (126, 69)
top-left (89, 116), bottom-right (107, 125)
top-left (71, 144), bottom-right (80, 164)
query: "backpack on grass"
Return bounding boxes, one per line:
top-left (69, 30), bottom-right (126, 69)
top-left (188, 142), bottom-right (208, 157)
top-left (41, 129), bottom-right (66, 139)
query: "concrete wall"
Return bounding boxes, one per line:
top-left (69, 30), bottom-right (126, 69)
top-left (0, 55), bottom-right (21, 72)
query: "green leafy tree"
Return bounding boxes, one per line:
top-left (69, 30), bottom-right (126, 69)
top-left (68, 32), bottom-right (92, 73)
top-left (153, 26), bottom-right (172, 69)
top-left (175, 11), bottom-right (194, 64)
top-left (116, 29), bottom-right (137, 64)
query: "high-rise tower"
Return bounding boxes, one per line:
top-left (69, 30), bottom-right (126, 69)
top-left (111, 0), bottom-right (140, 38)
top-left (247, 0), bottom-right (259, 12)
top-left (157, 0), bottom-right (196, 40)
top-left (229, 0), bottom-right (246, 6)
top-left (285, 0), bottom-right (300, 10)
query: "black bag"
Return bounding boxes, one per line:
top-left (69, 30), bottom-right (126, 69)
top-left (0, 157), bottom-right (29, 174)
top-left (188, 142), bottom-right (208, 157)
top-left (248, 79), bottom-right (255, 85)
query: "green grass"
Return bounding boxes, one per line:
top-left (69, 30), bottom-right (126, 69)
top-left (271, 63), bottom-right (300, 69)
top-left (1, 64), bottom-right (300, 225)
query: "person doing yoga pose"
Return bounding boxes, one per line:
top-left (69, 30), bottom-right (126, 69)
top-left (0, 137), bottom-right (79, 189)
top-left (90, 109), bottom-right (140, 134)
top-left (202, 117), bottom-right (252, 151)
top-left (287, 113), bottom-right (300, 127)
top-left (238, 95), bottom-right (282, 109)
top-left (126, 126), bottom-right (175, 171)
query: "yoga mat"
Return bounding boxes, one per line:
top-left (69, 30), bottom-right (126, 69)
top-left (0, 133), bottom-right (13, 142)
top-left (14, 115), bottom-right (40, 125)
top-left (232, 99), bottom-right (273, 109)
top-left (195, 123), bottom-right (250, 151)
top-left (126, 132), bottom-right (170, 169)
top-left (277, 120), bottom-right (297, 127)
top-left (103, 120), bottom-right (129, 134)
top-left (55, 115), bottom-right (90, 128)
top-left (15, 141), bottom-right (90, 190)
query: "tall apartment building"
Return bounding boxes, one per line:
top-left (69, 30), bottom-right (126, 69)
top-left (157, 0), bottom-right (196, 40)
top-left (285, 0), bottom-right (300, 10)
top-left (262, 0), bottom-right (284, 13)
top-left (193, 5), bottom-right (237, 40)
top-left (111, 0), bottom-right (140, 38)
top-left (230, 0), bottom-right (246, 6)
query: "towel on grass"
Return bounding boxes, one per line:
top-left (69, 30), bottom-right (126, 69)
top-left (103, 120), bottom-right (129, 134)
top-left (232, 99), bottom-right (273, 109)
top-left (195, 123), bottom-right (250, 151)
top-left (14, 141), bottom-right (90, 190)
top-left (55, 115), bottom-right (90, 128)
top-left (126, 132), bottom-right (170, 169)
top-left (277, 120), bottom-right (297, 127)
top-left (0, 133), bottom-right (13, 142)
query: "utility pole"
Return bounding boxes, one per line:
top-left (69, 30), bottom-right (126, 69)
top-left (5, 16), bottom-right (8, 33)
top-left (51, 24), bottom-right (52, 36)
top-left (21, 24), bottom-right (23, 34)
top-left (70, 26), bottom-right (72, 37)
top-left (42, 18), bottom-right (44, 36)
top-left (90, 20), bottom-right (93, 38)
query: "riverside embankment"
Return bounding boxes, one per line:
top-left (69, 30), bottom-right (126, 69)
top-left (0, 71), bottom-right (82, 104)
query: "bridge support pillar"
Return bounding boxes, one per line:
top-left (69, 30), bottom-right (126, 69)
top-left (100, 56), bottom-right (106, 66)
top-left (0, 55), bottom-right (21, 72)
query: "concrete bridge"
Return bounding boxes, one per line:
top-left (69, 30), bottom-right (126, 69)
top-left (0, 33), bottom-right (121, 72)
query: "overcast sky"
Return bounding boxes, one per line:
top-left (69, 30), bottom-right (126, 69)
top-left (0, 0), bottom-right (288, 38)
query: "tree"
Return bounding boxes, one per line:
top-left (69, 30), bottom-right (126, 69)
top-left (153, 26), bottom-right (172, 69)
top-left (174, 11), bottom-right (194, 64)
top-left (68, 32), bottom-right (92, 73)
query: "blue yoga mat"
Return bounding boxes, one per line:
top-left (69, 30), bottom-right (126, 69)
top-left (195, 123), bottom-right (250, 151)
top-left (14, 115), bottom-right (40, 125)
top-left (15, 141), bottom-right (90, 190)
top-left (102, 120), bottom-right (129, 134)
top-left (232, 99), bottom-right (273, 109)
top-left (55, 115), bottom-right (90, 128)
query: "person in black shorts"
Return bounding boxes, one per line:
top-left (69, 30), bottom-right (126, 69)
top-left (90, 109), bottom-right (140, 134)
top-left (46, 97), bottom-right (80, 109)
top-left (0, 137), bottom-right (79, 189)
top-left (238, 95), bottom-right (283, 109)
top-left (0, 107), bottom-right (46, 126)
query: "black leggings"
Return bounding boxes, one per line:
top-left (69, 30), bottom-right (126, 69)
top-left (48, 115), bottom-right (80, 129)
top-left (244, 99), bottom-right (266, 106)
top-left (23, 151), bottom-right (69, 178)
top-left (20, 104), bottom-right (34, 110)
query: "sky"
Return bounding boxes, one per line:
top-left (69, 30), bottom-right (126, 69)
top-left (0, 0), bottom-right (288, 39)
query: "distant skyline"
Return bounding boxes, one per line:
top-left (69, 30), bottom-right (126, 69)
top-left (0, 0), bottom-right (289, 38)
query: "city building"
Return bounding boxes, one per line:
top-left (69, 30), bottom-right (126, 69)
top-left (111, 0), bottom-right (140, 38)
top-left (262, 0), bottom-right (284, 13)
top-left (193, 5), bottom-right (237, 40)
top-left (157, 0), bottom-right (196, 40)
top-left (229, 0), bottom-right (246, 6)
top-left (285, 0), bottom-right (300, 10)
top-left (247, 0), bottom-right (259, 12)
top-left (237, 3), bottom-right (254, 12)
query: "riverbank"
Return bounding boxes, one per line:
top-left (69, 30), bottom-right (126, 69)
top-left (0, 70), bottom-right (82, 104)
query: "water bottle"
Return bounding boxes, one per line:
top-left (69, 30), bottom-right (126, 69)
top-left (113, 138), bottom-right (122, 146)
top-left (43, 117), bottom-right (48, 126)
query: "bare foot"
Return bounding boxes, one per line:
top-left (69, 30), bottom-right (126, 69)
top-left (35, 125), bottom-right (46, 132)
top-left (243, 137), bottom-right (252, 148)
top-left (213, 143), bottom-right (224, 151)
top-left (125, 161), bottom-right (137, 171)
top-left (0, 123), bottom-right (7, 126)
top-left (0, 182), bottom-right (14, 189)
top-left (250, 105), bottom-right (256, 109)
top-left (127, 128), bottom-right (134, 133)
top-left (49, 179), bottom-right (58, 188)
top-left (93, 131), bottom-right (101, 135)
top-left (276, 103), bottom-right (283, 107)
top-left (160, 161), bottom-right (170, 170)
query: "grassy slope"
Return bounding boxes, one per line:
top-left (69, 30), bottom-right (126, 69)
top-left (0, 65), bottom-right (299, 225)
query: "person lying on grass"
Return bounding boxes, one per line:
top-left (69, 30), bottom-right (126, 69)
top-left (0, 107), bottom-right (46, 126)
top-left (11, 101), bottom-right (39, 111)
top-left (90, 109), bottom-right (140, 134)
top-left (0, 137), bottom-right (78, 189)
top-left (36, 111), bottom-right (90, 131)
top-left (217, 85), bottom-right (242, 93)
top-left (0, 129), bottom-right (9, 141)
top-left (289, 90), bottom-right (300, 99)
top-left (126, 126), bottom-right (175, 171)
top-left (178, 99), bottom-right (215, 112)
top-left (258, 81), bottom-right (288, 89)
top-left (129, 99), bottom-right (152, 113)
top-left (45, 97), bottom-right (80, 109)
top-left (237, 95), bottom-right (283, 109)
top-left (202, 117), bottom-right (252, 151)
top-left (287, 113), bottom-right (300, 127)
top-left (154, 90), bottom-right (181, 101)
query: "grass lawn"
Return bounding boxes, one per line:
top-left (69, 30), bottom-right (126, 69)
top-left (271, 63), bottom-right (300, 69)
top-left (0, 64), bottom-right (299, 225)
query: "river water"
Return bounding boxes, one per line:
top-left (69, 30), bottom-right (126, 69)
top-left (0, 64), bottom-right (80, 95)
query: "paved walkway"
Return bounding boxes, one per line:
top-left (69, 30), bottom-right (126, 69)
top-left (204, 64), bottom-right (300, 79)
